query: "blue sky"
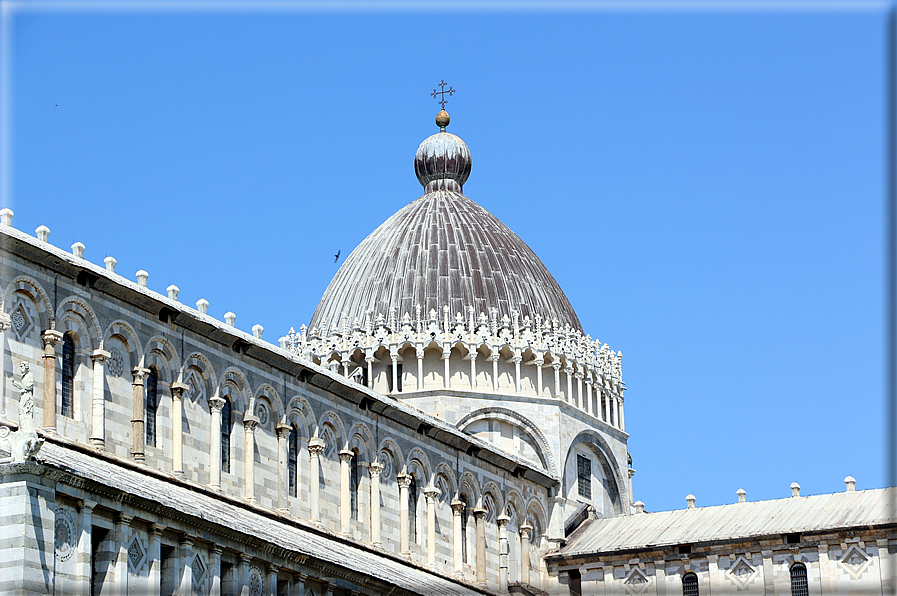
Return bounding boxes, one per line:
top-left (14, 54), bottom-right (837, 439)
top-left (3, 1), bottom-right (890, 513)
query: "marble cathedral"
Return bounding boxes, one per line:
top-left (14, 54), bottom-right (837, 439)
top-left (0, 102), bottom-right (893, 596)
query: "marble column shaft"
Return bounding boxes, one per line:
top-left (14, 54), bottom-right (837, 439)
top-left (451, 500), bottom-right (465, 576)
top-left (276, 422), bottom-right (291, 511)
top-left (243, 415), bottom-right (259, 503)
top-left (369, 461), bottom-right (382, 546)
top-left (41, 329), bottom-right (62, 430)
top-left (208, 397), bottom-right (225, 489)
top-left (170, 382), bottom-right (189, 474)
top-left (424, 487), bottom-right (439, 567)
top-left (497, 514), bottom-right (510, 592)
top-left (519, 524), bottom-right (532, 586)
top-left (90, 349), bottom-right (110, 448)
top-left (397, 473), bottom-right (412, 556)
top-left (131, 367), bottom-right (149, 462)
top-left (473, 507), bottom-right (487, 587)
top-left (339, 449), bottom-right (354, 534)
top-left (308, 438), bottom-right (325, 523)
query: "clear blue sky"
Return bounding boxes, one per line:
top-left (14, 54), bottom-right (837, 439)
top-left (3, 1), bottom-right (890, 513)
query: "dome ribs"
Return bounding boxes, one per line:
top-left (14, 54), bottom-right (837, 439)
top-left (308, 191), bottom-right (582, 334)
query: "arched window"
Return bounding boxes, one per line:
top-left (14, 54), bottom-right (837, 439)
top-left (61, 333), bottom-right (75, 418)
top-left (288, 425), bottom-right (298, 497)
top-left (221, 398), bottom-right (232, 474)
top-left (790, 563), bottom-right (809, 596)
top-left (460, 493), bottom-right (469, 564)
top-left (409, 475), bottom-right (418, 544)
top-left (350, 448), bottom-right (360, 520)
top-left (682, 572), bottom-right (699, 596)
top-left (145, 368), bottom-right (158, 447)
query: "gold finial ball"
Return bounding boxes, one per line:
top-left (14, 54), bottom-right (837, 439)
top-left (436, 109), bottom-right (450, 130)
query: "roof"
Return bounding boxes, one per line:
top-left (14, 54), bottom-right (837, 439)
top-left (310, 190), bottom-right (582, 333)
top-left (555, 488), bottom-right (897, 558)
top-left (31, 439), bottom-right (493, 596)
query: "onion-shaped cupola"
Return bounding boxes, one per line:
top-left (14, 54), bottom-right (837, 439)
top-left (308, 110), bottom-right (583, 335)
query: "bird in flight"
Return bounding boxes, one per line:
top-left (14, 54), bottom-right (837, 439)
top-left (334, 250), bottom-right (341, 263)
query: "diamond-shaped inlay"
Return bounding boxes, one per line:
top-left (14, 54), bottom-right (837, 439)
top-left (127, 535), bottom-right (146, 572)
top-left (727, 556), bottom-right (757, 589)
top-left (11, 303), bottom-right (32, 341)
top-left (192, 554), bottom-right (206, 591)
top-left (839, 544), bottom-right (871, 579)
top-left (623, 567), bottom-right (650, 596)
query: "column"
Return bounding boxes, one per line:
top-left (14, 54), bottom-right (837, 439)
top-left (423, 486), bottom-right (439, 567)
top-left (292, 573), bottom-right (307, 596)
top-left (565, 367), bottom-right (574, 405)
top-left (179, 535), bottom-right (194, 596)
top-left (41, 329), bottom-right (62, 431)
top-left (209, 546), bottom-right (223, 596)
top-left (208, 397), bottom-right (225, 489)
top-left (491, 354), bottom-right (500, 392)
top-left (391, 353), bottom-right (399, 393)
top-left (369, 461), bottom-right (382, 546)
top-left (761, 550), bottom-right (774, 594)
top-left (365, 356), bottom-right (374, 389)
top-left (148, 524), bottom-right (165, 596)
top-left (76, 500), bottom-right (97, 596)
top-left (547, 495), bottom-right (566, 549)
top-left (513, 355), bottom-right (522, 394)
top-left (584, 375), bottom-right (593, 416)
top-left (497, 514), bottom-right (510, 592)
top-left (416, 348), bottom-right (424, 391)
top-left (628, 468), bottom-right (636, 505)
top-left (469, 349), bottom-right (477, 390)
top-left (89, 349), bottom-right (110, 448)
top-left (473, 507), bottom-right (487, 587)
top-left (552, 362), bottom-right (561, 399)
top-left (115, 513), bottom-right (133, 596)
top-left (618, 395), bottom-right (625, 431)
top-left (451, 500), bottom-right (465, 577)
top-left (534, 357), bottom-right (544, 396)
top-left (576, 372), bottom-right (584, 410)
top-left (171, 382), bottom-right (188, 475)
top-left (397, 473), bottom-right (412, 556)
top-left (519, 524), bottom-right (532, 586)
top-left (131, 367), bottom-right (149, 462)
top-left (877, 539), bottom-right (892, 596)
top-left (0, 309), bottom-right (9, 419)
top-left (244, 415), bottom-right (259, 503)
top-left (339, 449), bottom-right (354, 534)
top-left (266, 564), bottom-right (279, 596)
top-left (276, 422), bottom-right (291, 512)
top-left (308, 437), bottom-right (325, 524)
top-left (443, 349), bottom-right (451, 389)
top-left (239, 554), bottom-right (252, 596)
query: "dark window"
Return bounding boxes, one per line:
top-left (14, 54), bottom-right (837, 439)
top-left (568, 569), bottom-right (581, 596)
top-left (786, 533), bottom-right (801, 544)
top-left (61, 333), bottom-right (75, 418)
top-left (145, 368), bottom-right (158, 447)
top-left (288, 425), bottom-right (298, 497)
top-left (577, 454), bottom-right (591, 499)
top-left (790, 563), bottom-right (809, 596)
top-left (350, 449), bottom-right (359, 519)
top-left (409, 476), bottom-right (418, 544)
top-left (460, 494), bottom-right (469, 563)
top-left (679, 544), bottom-right (692, 555)
top-left (396, 363), bottom-right (403, 392)
top-left (221, 398), bottom-right (232, 474)
top-left (682, 572), bottom-right (699, 596)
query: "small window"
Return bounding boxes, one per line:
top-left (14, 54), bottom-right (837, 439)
top-left (350, 449), bottom-right (359, 520)
top-left (790, 563), bottom-right (809, 596)
top-left (221, 398), bottom-right (232, 474)
top-left (568, 568), bottom-right (582, 596)
top-left (61, 333), bottom-right (75, 418)
top-left (682, 572), bottom-right (699, 596)
top-left (409, 476), bottom-right (418, 544)
top-left (145, 368), bottom-right (158, 447)
top-left (460, 494), bottom-right (469, 564)
top-left (577, 454), bottom-right (591, 499)
top-left (287, 425), bottom-right (298, 497)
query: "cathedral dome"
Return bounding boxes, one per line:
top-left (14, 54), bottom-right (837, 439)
top-left (309, 112), bottom-right (581, 334)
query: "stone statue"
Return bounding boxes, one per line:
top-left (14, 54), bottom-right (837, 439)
top-left (11, 361), bottom-right (43, 460)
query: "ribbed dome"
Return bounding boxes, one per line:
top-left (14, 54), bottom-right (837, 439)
top-left (309, 189), bottom-right (582, 334)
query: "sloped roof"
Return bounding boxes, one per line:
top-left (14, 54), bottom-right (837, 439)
top-left (32, 440), bottom-right (493, 596)
top-left (557, 488), bottom-right (896, 557)
top-left (310, 190), bottom-right (582, 333)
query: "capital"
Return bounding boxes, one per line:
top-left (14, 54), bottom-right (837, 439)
top-left (423, 486), bottom-right (440, 503)
top-left (41, 329), bottom-right (63, 348)
top-left (78, 499), bottom-right (97, 513)
top-left (149, 523), bottom-right (166, 537)
top-left (368, 461), bottom-right (383, 478)
top-left (519, 523), bottom-right (533, 540)
top-left (308, 437), bottom-right (325, 455)
top-left (338, 449), bottom-right (354, 463)
top-left (131, 367), bottom-right (150, 383)
top-left (180, 534), bottom-right (195, 547)
top-left (512, 355), bottom-right (522, 364)
top-left (90, 349), bottom-right (111, 363)
top-left (0, 311), bottom-right (10, 333)
top-left (208, 396), bottom-right (226, 413)
top-left (116, 512), bottom-right (134, 526)
top-left (472, 507), bottom-right (487, 519)
top-left (170, 381), bottom-right (189, 398)
top-left (266, 563), bottom-right (280, 574)
top-left (551, 361), bottom-right (562, 370)
top-left (243, 414), bottom-right (259, 431)
top-left (496, 513), bottom-right (510, 527)
top-left (396, 472), bottom-right (412, 489)
top-left (275, 422), bottom-right (292, 439)
top-left (451, 500), bottom-right (466, 515)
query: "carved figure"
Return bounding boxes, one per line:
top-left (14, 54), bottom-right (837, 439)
top-left (11, 361), bottom-right (43, 460)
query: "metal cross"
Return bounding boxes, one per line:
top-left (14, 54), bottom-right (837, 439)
top-left (431, 80), bottom-right (455, 109)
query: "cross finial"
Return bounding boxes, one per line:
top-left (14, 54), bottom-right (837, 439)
top-left (431, 80), bottom-right (455, 110)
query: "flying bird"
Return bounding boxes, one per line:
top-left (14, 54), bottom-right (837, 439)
top-left (334, 250), bottom-right (340, 263)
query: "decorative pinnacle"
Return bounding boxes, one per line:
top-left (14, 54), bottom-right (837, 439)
top-left (431, 80), bottom-right (455, 110)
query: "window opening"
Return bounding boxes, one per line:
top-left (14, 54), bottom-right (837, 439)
top-left (145, 368), bottom-right (158, 447)
top-left (221, 398), bottom-right (232, 474)
top-left (409, 476), bottom-right (418, 544)
top-left (790, 563), bottom-right (809, 596)
top-left (682, 572), bottom-right (699, 596)
top-left (61, 333), bottom-right (75, 418)
top-left (288, 425), bottom-right (298, 497)
top-left (350, 449), bottom-right (359, 519)
top-left (577, 454), bottom-right (591, 499)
